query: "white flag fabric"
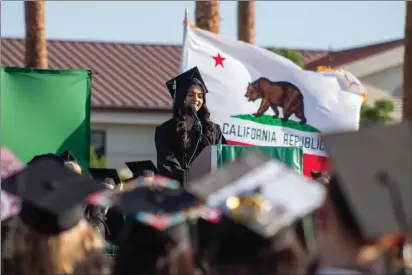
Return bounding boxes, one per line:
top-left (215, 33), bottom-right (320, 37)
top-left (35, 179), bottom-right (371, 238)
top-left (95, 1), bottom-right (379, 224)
top-left (181, 23), bottom-right (365, 176)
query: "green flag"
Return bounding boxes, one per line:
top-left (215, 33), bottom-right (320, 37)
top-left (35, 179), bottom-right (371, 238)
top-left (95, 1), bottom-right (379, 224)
top-left (1, 67), bottom-right (92, 171)
top-left (216, 145), bottom-right (303, 174)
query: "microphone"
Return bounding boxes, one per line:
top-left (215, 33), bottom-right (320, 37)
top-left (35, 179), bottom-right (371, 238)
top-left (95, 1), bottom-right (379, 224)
top-left (186, 104), bottom-right (202, 134)
top-left (187, 105), bottom-right (211, 145)
top-left (186, 104), bottom-right (197, 116)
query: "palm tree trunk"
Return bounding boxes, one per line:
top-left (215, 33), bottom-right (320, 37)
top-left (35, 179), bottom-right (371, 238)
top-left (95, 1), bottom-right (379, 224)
top-left (195, 0), bottom-right (220, 34)
top-left (237, 0), bottom-right (255, 44)
top-left (25, 0), bottom-right (48, 69)
top-left (403, 0), bottom-right (412, 121)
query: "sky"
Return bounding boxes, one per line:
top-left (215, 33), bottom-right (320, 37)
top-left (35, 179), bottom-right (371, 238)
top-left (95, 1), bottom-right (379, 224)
top-left (1, 1), bottom-right (406, 50)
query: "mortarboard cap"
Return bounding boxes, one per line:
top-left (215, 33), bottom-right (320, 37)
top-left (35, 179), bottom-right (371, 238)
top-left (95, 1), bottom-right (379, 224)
top-left (27, 153), bottom-right (64, 166)
top-left (89, 168), bottom-right (122, 185)
top-left (188, 151), bottom-right (326, 238)
top-left (114, 173), bottom-right (222, 231)
top-left (125, 160), bottom-right (157, 178)
top-left (116, 186), bottom-right (202, 230)
top-left (1, 158), bottom-right (106, 235)
top-left (322, 122), bottom-right (412, 241)
top-left (119, 187), bottom-right (198, 214)
top-left (165, 67), bottom-right (209, 102)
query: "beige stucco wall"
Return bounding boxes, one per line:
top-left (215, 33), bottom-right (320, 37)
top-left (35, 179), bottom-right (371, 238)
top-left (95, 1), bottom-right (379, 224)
top-left (360, 65), bottom-right (403, 97)
top-left (91, 122), bottom-right (158, 169)
top-left (357, 65), bottom-right (403, 122)
top-left (340, 45), bottom-right (403, 121)
top-left (90, 111), bottom-right (172, 169)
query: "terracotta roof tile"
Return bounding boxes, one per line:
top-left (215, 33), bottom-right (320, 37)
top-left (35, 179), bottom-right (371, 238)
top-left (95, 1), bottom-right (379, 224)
top-left (305, 38), bottom-right (404, 71)
top-left (1, 38), bottom-right (403, 111)
top-left (1, 38), bottom-right (181, 111)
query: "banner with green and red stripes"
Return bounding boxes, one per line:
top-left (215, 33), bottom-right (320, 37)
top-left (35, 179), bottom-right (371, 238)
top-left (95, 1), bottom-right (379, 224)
top-left (225, 139), bottom-right (328, 178)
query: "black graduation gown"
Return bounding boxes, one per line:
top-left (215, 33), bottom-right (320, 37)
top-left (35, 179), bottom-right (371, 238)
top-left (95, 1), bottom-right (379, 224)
top-left (154, 118), bottom-right (227, 184)
top-left (84, 204), bottom-right (107, 239)
top-left (113, 216), bottom-right (190, 275)
top-left (104, 206), bottom-right (125, 245)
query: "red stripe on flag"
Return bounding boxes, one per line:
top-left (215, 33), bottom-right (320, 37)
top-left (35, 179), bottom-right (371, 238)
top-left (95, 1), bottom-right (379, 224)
top-left (226, 140), bottom-right (251, 146)
top-left (225, 140), bottom-right (330, 178)
top-left (302, 154), bottom-right (329, 178)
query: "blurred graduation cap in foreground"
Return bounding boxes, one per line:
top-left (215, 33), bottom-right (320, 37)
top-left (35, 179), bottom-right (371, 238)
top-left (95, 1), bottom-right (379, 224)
top-left (125, 160), bottom-right (157, 179)
top-left (188, 151), bottom-right (326, 238)
top-left (27, 153), bottom-right (64, 166)
top-left (89, 168), bottom-right (122, 186)
top-left (1, 158), bottom-right (106, 235)
top-left (165, 67), bottom-right (209, 102)
top-left (115, 185), bottom-right (217, 231)
top-left (322, 122), bottom-right (412, 242)
top-left (119, 187), bottom-right (198, 215)
top-left (112, 185), bottom-right (210, 274)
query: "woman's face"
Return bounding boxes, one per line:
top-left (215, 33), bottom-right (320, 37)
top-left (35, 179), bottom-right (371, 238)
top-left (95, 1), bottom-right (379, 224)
top-left (184, 85), bottom-right (204, 111)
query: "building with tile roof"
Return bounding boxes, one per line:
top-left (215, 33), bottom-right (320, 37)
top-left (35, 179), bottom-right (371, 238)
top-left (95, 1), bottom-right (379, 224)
top-left (1, 38), bottom-right (404, 167)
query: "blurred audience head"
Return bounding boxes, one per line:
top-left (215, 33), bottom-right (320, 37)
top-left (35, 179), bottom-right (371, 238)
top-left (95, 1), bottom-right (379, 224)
top-left (206, 216), bottom-right (313, 275)
top-left (4, 217), bottom-right (107, 275)
top-left (313, 172), bottom-right (364, 270)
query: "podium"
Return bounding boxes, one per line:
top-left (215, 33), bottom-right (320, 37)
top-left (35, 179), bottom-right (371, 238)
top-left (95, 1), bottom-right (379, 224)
top-left (186, 145), bottom-right (304, 183)
top-left (186, 144), bottom-right (316, 253)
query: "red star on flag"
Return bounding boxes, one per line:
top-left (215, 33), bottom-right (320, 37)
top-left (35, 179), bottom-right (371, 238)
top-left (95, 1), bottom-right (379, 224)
top-left (213, 53), bottom-right (226, 68)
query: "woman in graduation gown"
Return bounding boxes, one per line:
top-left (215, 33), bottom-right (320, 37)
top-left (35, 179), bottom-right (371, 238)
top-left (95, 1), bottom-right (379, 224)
top-left (155, 67), bottom-right (227, 185)
top-left (155, 67), bottom-right (227, 273)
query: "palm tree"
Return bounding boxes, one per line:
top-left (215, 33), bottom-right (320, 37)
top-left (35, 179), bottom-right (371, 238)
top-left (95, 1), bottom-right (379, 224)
top-left (195, 0), bottom-right (220, 34)
top-left (25, 0), bottom-right (48, 68)
top-left (237, 0), bottom-right (255, 44)
top-left (403, 0), bottom-right (412, 121)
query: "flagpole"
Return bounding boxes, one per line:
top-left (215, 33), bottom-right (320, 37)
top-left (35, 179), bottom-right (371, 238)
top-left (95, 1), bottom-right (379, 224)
top-left (179, 8), bottom-right (189, 73)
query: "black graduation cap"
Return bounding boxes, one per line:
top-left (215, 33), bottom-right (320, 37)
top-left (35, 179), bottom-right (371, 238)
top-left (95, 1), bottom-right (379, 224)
top-left (322, 122), bottom-right (412, 241)
top-left (113, 189), bottom-right (194, 272)
top-left (125, 160), bottom-right (157, 178)
top-left (1, 158), bottom-right (106, 235)
top-left (116, 187), bottom-right (201, 230)
top-left (188, 151), bottom-right (326, 238)
top-left (119, 188), bottom-right (198, 214)
top-left (60, 150), bottom-right (77, 162)
top-left (27, 153), bottom-right (64, 166)
top-left (165, 67), bottom-right (209, 102)
top-left (89, 168), bottom-right (122, 185)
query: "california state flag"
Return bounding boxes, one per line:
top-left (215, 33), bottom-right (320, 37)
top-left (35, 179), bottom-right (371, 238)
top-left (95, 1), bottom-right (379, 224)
top-left (181, 22), bottom-right (366, 177)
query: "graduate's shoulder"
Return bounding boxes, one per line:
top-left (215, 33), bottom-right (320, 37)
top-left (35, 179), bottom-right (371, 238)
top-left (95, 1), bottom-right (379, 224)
top-left (155, 118), bottom-right (176, 133)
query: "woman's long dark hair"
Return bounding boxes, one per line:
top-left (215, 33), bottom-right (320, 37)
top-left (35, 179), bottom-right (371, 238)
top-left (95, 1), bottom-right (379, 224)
top-left (113, 220), bottom-right (194, 275)
top-left (173, 78), bottom-right (215, 149)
